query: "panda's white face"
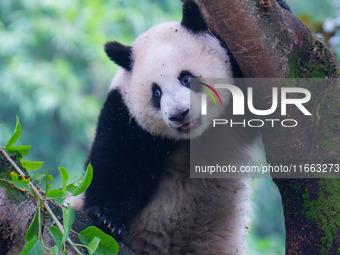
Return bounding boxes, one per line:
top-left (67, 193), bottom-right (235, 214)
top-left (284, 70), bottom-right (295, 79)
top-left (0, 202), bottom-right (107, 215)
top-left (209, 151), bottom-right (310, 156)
top-left (110, 22), bottom-right (234, 140)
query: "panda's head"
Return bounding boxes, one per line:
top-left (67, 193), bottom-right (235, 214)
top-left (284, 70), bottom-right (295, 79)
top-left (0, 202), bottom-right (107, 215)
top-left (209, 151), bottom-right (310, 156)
top-left (105, 1), bottom-right (235, 140)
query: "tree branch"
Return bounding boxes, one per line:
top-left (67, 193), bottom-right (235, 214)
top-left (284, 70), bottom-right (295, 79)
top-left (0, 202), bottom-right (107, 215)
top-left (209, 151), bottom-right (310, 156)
top-left (0, 152), bottom-right (135, 255)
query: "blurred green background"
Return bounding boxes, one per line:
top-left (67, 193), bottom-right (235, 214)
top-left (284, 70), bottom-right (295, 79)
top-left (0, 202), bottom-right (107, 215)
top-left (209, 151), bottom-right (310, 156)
top-left (0, 0), bottom-right (338, 254)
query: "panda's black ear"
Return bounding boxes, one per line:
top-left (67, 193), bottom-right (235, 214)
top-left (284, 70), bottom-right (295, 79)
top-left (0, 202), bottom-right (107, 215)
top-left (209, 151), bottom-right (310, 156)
top-left (104, 41), bottom-right (133, 71)
top-left (181, 1), bottom-right (208, 34)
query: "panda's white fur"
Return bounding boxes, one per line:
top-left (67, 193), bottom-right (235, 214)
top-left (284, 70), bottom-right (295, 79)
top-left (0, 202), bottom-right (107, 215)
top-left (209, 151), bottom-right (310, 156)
top-left (110, 21), bottom-right (233, 140)
top-left (72, 2), bottom-right (257, 254)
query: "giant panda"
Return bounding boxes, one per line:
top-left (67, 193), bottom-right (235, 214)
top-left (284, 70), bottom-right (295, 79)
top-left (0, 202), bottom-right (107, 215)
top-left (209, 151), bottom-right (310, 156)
top-left (71, 1), bottom-right (290, 254)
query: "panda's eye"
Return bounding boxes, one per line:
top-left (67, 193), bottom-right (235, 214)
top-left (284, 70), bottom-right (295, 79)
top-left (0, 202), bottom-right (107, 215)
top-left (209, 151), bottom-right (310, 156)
top-left (182, 75), bottom-right (191, 86)
top-left (179, 71), bottom-right (194, 88)
top-left (152, 83), bottom-right (162, 109)
top-left (153, 87), bottom-right (162, 98)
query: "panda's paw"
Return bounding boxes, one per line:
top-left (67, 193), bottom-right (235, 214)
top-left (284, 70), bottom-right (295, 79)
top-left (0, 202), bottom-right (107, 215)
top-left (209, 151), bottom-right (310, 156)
top-left (85, 206), bottom-right (128, 242)
top-left (104, 218), bottom-right (127, 242)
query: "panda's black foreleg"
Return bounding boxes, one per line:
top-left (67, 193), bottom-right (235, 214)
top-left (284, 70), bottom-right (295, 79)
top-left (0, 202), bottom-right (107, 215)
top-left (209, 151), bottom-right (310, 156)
top-left (83, 157), bottom-right (134, 242)
top-left (84, 150), bottom-right (165, 242)
top-left (83, 90), bottom-right (171, 242)
top-left (83, 161), bottom-right (159, 242)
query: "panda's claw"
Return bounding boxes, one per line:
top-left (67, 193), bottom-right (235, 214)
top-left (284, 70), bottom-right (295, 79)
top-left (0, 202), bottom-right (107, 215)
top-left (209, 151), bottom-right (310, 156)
top-left (85, 206), bottom-right (128, 242)
top-left (106, 219), bottom-right (113, 229)
top-left (108, 223), bottom-right (127, 241)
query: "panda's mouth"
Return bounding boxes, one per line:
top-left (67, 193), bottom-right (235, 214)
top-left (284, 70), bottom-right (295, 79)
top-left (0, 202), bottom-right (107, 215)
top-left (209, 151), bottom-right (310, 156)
top-left (176, 121), bottom-right (194, 133)
top-left (176, 116), bottom-right (203, 132)
top-left (180, 122), bottom-right (191, 131)
top-left (172, 118), bottom-right (200, 133)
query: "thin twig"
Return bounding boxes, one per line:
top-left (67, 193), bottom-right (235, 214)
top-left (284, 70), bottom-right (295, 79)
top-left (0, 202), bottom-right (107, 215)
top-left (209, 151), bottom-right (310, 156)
top-left (0, 147), bottom-right (82, 255)
top-left (38, 199), bottom-right (41, 240)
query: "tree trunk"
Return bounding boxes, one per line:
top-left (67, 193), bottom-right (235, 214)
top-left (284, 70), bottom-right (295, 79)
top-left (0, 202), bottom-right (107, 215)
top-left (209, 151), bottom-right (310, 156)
top-left (191, 0), bottom-right (340, 254)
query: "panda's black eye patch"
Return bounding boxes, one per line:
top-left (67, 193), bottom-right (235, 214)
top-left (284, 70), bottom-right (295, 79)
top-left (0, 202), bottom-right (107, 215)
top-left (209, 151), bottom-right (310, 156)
top-left (152, 83), bottom-right (162, 109)
top-left (178, 71), bottom-right (195, 89)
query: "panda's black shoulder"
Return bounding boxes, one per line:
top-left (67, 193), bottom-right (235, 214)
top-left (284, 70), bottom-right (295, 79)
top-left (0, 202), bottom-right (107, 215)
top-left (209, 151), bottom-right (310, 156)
top-left (89, 89), bottom-right (133, 151)
top-left (96, 89), bottom-right (130, 132)
top-left (87, 89), bottom-right (177, 168)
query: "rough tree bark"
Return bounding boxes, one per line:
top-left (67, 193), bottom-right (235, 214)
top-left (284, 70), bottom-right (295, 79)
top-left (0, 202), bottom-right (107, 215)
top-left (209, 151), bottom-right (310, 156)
top-left (0, 152), bottom-right (86, 255)
top-left (0, 152), bottom-right (134, 255)
top-left (191, 0), bottom-right (340, 254)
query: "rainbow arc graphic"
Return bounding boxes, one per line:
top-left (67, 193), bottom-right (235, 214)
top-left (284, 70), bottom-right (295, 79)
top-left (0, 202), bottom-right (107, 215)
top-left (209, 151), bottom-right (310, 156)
top-left (200, 83), bottom-right (222, 106)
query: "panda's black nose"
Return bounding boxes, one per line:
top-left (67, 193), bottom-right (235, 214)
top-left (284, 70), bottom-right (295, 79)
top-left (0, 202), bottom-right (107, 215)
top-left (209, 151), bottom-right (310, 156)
top-left (169, 109), bottom-right (190, 122)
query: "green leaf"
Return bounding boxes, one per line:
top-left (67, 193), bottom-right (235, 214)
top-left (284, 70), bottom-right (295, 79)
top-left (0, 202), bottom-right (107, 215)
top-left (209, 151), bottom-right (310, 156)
top-left (29, 186), bottom-right (39, 205)
top-left (10, 172), bottom-right (30, 191)
top-left (87, 237), bottom-right (101, 255)
top-left (21, 161), bottom-right (44, 171)
top-left (6, 116), bottom-right (21, 148)
top-left (45, 189), bottom-right (64, 198)
top-left (31, 173), bottom-right (45, 185)
top-left (5, 145), bottom-right (31, 160)
top-left (72, 163), bottom-right (93, 196)
top-left (10, 172), bottom-right (19, 182)
top-left (45, 189), bottom-right (64, 205)
top-left (45, 171), bottom-right (53, 194)
top-left (0, 123), bottom-right (2, 127)
top-left (48, 226), bottom-right (63, 250)
top-left (51, 246), bottom-right (59, 255)
top-left (66, 183), bottom-right (77, 194)
top-left (24, 208), bottom-right (41, 242)
top-left (61, 205), bottom-right (75, 244)
top-left (6, 145), bottom-right (31, 152)
top-left (59, 167), bottom-right (69, 194)
top-left (19, 236), bottom-right (44, 255)
top-left (79, 226), bottom-right (119, 255)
